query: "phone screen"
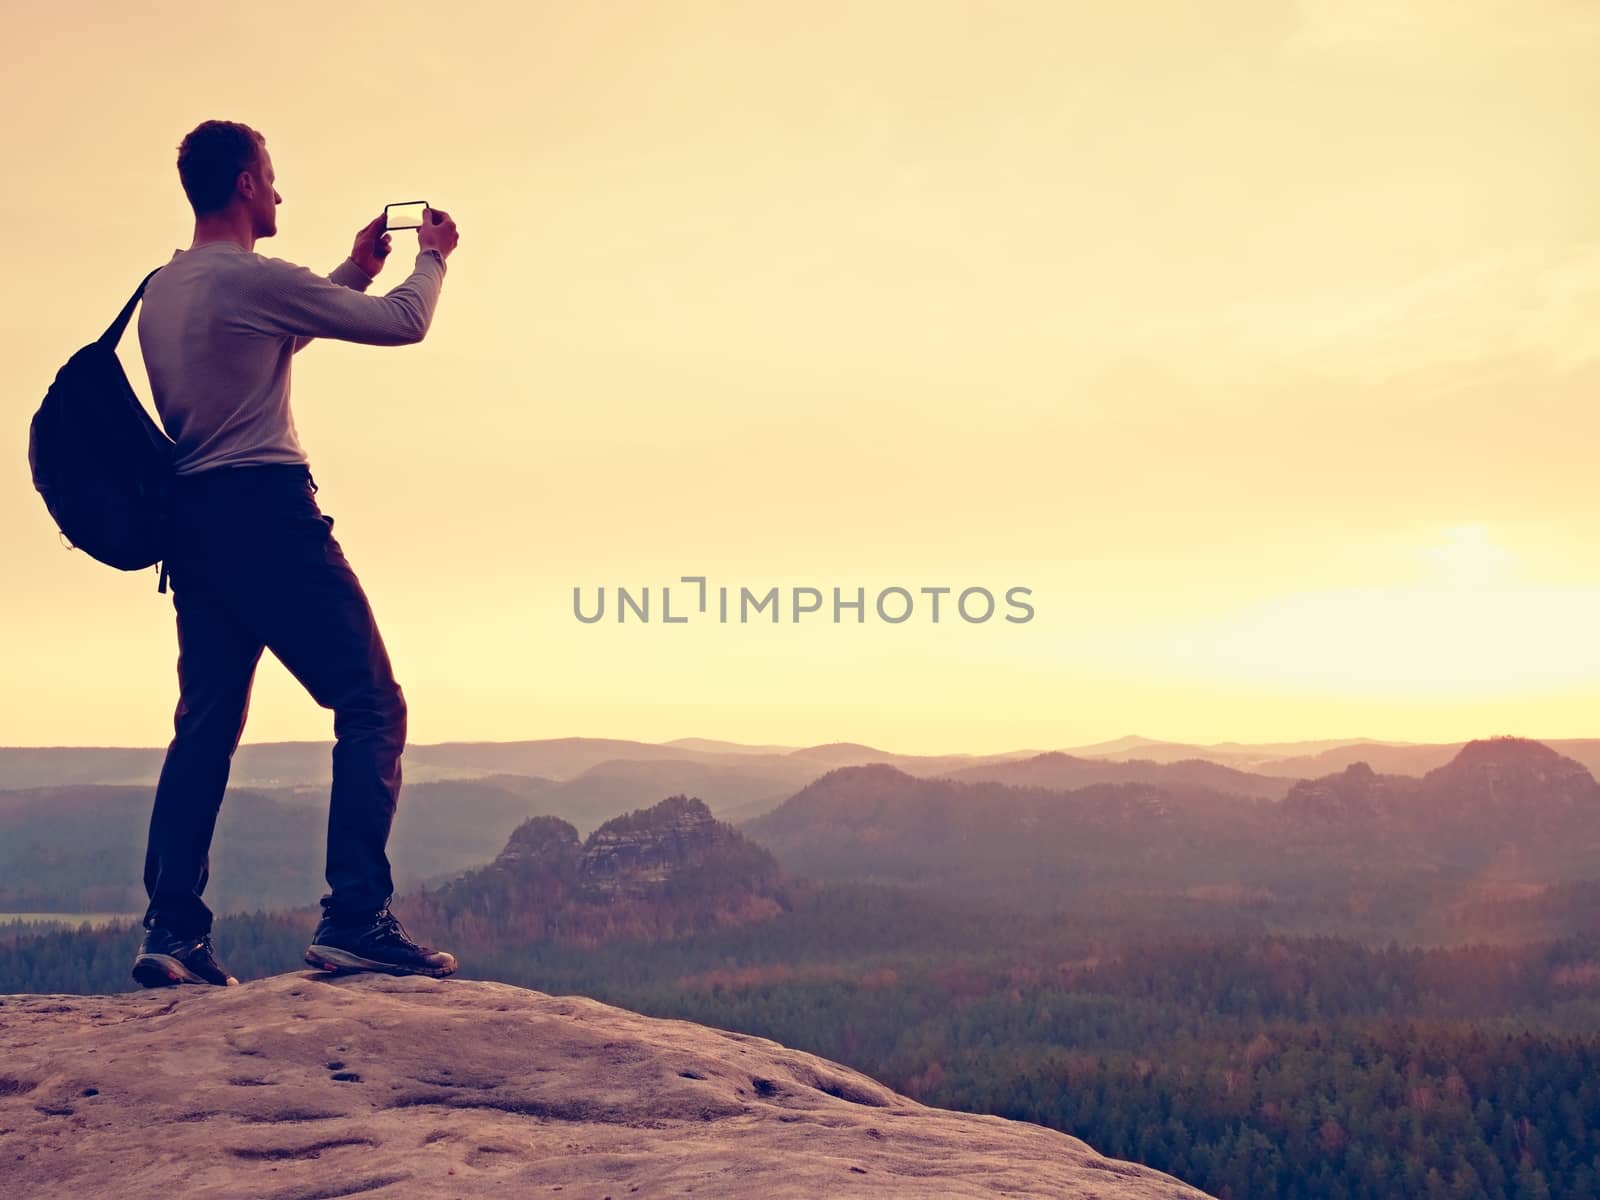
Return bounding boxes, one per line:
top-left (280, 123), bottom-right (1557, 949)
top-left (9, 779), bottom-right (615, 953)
top-left (383, 201), bottom-right (428, 231)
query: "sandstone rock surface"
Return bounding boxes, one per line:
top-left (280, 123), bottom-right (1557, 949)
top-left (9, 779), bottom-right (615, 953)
top-left (0, 972), bottom-right (1213, 1199)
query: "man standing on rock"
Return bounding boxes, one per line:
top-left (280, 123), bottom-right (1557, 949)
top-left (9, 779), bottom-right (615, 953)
top-left (131, 119), bottom-right (459, 987)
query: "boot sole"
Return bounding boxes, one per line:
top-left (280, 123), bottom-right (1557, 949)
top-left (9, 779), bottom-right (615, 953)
top-left (304, 943), bottom-right (458, 978)
top-left (132, 952), bottom-right (237, 987)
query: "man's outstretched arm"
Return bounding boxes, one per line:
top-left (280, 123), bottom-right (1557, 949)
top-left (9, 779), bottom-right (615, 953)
top-left (236, 248), bottom-right (447, 347)
top-left (290, 257), bottom-right (381, 354)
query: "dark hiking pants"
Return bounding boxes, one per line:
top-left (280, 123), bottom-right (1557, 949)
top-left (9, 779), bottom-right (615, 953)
top-left (141, 463), bottom-right (407, 938)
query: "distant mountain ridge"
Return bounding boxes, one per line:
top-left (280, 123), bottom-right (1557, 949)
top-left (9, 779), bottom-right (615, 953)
top-left (9, 731), bottom-right (1600, 794)
top-left (10, 734), bottom-right (1600, 933)
top-left (1284, 736), bottom-right (1600, 844)
top-left (741, 761), bottom-right (1250, 891)
top-left (741, 738), bottom-right (1600, 918)
top-left (938, 750), bottom-right (1292, 800)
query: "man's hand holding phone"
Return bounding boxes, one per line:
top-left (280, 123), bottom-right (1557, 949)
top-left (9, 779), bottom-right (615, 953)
top-left (417, 206), bottom-right (458, 261)
top-left (350, 213), bottom-right (392, 276)
top-left (370, 202), bottom-right (459, 266)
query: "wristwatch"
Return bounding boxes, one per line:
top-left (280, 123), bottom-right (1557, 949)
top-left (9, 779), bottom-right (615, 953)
top-left (420, 248), bottom-right (445, 267)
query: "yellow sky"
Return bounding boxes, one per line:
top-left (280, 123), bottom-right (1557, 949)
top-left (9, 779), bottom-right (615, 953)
top-left (5, 1), bottom-right (1600, 754)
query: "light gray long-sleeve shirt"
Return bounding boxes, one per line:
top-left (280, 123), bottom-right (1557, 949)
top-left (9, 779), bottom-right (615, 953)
top-left (136, 243), bottom-right (447, 475)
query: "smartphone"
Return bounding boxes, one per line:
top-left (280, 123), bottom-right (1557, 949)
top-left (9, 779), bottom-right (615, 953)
top-left (382, 201), bottom-right (429, 232)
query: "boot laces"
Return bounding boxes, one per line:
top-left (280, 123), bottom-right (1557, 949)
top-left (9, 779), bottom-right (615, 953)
top-left (371, 908), bottom-right (416, 947)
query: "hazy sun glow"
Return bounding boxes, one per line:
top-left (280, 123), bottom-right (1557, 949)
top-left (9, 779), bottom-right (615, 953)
top-left (1022, 523), bottom-right (1600, 700)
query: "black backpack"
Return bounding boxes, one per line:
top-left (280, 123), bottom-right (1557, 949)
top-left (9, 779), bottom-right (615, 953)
top-left (28, 266), bottom-right (177, 593)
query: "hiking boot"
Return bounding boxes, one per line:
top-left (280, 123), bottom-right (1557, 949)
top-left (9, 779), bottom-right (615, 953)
top-left (131, 926), bottom-right (240, 987)
top-left (304, 907), bottom-right (458, 978)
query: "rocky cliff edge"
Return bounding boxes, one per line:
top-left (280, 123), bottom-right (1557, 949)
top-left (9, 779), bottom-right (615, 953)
top-left (0, 972), bottom-right (1213, 1199)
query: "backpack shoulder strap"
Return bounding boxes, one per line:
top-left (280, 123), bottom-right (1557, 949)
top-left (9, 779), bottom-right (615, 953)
top-left (98, 265), bottom-right (165, 349)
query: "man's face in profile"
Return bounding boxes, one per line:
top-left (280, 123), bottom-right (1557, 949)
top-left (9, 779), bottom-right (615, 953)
top-left (247, 144), bottom-right (282, 240)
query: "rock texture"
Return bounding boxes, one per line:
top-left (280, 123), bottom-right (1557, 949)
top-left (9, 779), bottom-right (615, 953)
top-left (0, 972), bottom-right (1213, 1199)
